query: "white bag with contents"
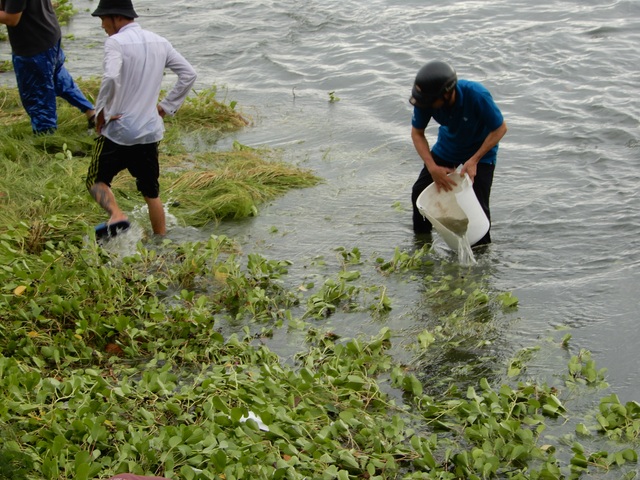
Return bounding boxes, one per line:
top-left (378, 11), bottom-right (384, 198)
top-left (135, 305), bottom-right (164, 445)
top-left (416, 168), bottom-right (489, 265)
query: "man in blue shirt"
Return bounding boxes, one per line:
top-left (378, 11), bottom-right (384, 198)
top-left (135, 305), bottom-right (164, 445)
top-left (409, 60), bottom-right (507, 245)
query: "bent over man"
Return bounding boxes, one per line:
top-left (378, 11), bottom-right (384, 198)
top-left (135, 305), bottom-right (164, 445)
top-left (409, 60), bottom-right (507, 245)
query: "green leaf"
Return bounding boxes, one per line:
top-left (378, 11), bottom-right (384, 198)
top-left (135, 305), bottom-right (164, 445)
top-left (169, 435), bottom-right (182, 448)
top-left (74, 462), bottom-right (90, 480)
top-left (622, 448), bottom-right (638, 462)
top-left (576, 423), bottom-right (590, 436)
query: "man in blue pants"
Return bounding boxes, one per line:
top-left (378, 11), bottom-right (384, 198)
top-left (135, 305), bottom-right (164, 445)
top-left (0, 0), bottom-right (95, 133)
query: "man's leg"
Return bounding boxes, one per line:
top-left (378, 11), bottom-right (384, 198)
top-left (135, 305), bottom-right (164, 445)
top-left (13, 52), bottom-right (57, 133)
top-left (411, 166), bottom-right (435, 233)
top-left (144, 196), bottom-right (166, 235)
top-left (51, 42), bottom-right (95, 120)
top-left (471, 163), bottom-right (495, 246)
top-left (130, 142), bottom-right (165, 235)
top-left (87, 136), bottom-right (128, 224)
top-left (89, 182), bottom-right (129, 225)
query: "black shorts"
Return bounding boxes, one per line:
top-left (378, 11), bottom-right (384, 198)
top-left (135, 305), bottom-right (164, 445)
top-left (86, 136), bottom-right (160, 198)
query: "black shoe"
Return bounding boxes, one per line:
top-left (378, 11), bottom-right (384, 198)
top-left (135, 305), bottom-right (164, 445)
top-left (95, 220), bottom-right (131, 240)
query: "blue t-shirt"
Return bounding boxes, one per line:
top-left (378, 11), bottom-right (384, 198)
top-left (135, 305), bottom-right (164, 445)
top-left (411, 79), bottom-right (504, 165)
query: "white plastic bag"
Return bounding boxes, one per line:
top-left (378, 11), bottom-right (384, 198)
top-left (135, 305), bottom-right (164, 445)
top-left (416, 169), bottom-right (489, 265)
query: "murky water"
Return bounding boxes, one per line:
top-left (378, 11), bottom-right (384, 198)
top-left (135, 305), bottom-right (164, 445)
top-left (2, 0), bottom-right (639, 403)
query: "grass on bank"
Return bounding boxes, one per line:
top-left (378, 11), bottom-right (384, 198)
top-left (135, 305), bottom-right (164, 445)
top-left (0, 80), bottom-right (319, 249)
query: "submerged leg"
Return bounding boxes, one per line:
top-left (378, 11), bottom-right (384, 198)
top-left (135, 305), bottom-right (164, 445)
top-left (144, 196), bottom-right (166, 235)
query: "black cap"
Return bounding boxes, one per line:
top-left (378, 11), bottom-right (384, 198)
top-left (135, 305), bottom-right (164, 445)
top-left (409, 61), bottom-right (457, 108)
top-left (91, 0), bottom-right (138, 18)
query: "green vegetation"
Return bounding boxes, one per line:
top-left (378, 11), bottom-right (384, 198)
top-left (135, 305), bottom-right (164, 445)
top-left (0, 220), bottom-right (638, 478)
top-left (52, 0), bottom-right (77, 25)
top-left (0, 82), bottom-right (638, 477)
top-left (0, 80), bottom-right (319, 245)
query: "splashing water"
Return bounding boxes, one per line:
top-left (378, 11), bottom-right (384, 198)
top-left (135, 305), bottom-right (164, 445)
top-left (456, 234), bottom-right (476, 266)
top-left (97, 222), bottom-right (145, 257)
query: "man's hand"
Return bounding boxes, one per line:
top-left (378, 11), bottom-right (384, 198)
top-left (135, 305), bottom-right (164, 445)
top-left (412, 126), bottom-right (457, 191)
top-left (460, 121), bottom-right (507, 182)
top-left (460, 161), bottom-right (477, 182)
top-left (429, 164), bottom-right (457, 192)
top-left (95, 111), bottom-right (108, 134)
top-left (95, 111), bottom-right (122, 134)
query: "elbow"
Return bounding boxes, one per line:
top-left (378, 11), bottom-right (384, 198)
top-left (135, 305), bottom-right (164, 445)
top-left (186, 69), bottom-right (197, 87)
top-left (1, 12), bottom-right (22, 27)
top-left (497, 121), bottom-right (507, 140)
top-left (411, 126), bottom-right (425, 140)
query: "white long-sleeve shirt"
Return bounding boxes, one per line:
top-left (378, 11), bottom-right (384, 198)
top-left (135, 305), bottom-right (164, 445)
top-left (96, 22), bottom-right (197, 146)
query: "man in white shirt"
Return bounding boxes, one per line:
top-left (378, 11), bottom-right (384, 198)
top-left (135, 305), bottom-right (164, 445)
top-left (86, 0), bottom-right (197, 237)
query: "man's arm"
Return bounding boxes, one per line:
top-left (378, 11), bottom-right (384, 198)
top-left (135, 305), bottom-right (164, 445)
top-left (411, 126), bottom-right (457, 191)
top-left (158, 48), bottom-right (197, 116)
top-left (460, 121), bottom-right (508, 181)
top-left (0, 10), bottom-right (22, 27)
top-left (94, 39), bottom-right (124, 132)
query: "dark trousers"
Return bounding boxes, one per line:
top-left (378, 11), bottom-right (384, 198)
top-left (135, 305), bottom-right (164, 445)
top-left (411, 155), bottom-right (494, 245)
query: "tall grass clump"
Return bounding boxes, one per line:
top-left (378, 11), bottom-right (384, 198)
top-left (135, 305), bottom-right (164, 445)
top-left (166, 87), bottom-right (249, 132)
top-left (168, 145), bottom-right (320, 226)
